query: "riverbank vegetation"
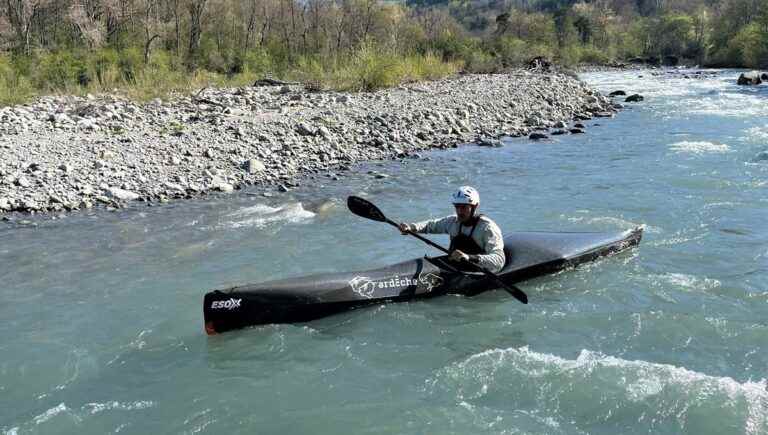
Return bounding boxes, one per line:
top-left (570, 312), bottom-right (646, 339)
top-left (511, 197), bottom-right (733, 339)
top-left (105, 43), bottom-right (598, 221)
top-left (0, 0), bottom-right (766, 105)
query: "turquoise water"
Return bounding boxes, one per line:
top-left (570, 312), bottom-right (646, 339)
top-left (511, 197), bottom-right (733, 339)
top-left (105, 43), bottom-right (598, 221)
top-left (1, 70), bottom-right (767, 434)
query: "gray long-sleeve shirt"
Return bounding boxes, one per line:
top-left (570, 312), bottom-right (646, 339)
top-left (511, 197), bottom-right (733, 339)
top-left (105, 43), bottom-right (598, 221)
top-left (409, 215), bottom-right (505, 273)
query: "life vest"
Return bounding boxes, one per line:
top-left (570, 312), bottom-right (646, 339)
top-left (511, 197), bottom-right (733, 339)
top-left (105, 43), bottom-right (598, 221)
top-left (449, 215), bottom-right (484, 255)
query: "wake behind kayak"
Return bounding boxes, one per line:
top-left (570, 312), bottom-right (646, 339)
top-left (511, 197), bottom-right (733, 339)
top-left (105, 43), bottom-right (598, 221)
top-left (203, 227), bottom-right (642, 334)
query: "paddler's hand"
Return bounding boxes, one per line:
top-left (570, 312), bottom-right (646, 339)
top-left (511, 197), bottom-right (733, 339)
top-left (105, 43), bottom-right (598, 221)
top-left (399, 223), bottom-right (413, 234)
top-left (450, 249), bottom-right (470, 263)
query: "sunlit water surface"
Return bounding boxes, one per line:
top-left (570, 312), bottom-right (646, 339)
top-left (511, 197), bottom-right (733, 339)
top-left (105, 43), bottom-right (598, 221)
top-left (1, 69), bottom-right (767, 434)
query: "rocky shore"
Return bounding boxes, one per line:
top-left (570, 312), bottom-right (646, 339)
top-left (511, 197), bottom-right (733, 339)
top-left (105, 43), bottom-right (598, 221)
top-left (0, 69), bottom-right (619, 215)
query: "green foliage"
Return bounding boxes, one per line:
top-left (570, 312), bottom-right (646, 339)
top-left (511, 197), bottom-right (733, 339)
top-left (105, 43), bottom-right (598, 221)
top-left (731, 23), bottom-right (768, 68)
top-left (241, 49), bottom-right (278, 77)
top-left (490, 36), bottom-right (555, 68)
top-left (655, 14), bottom-right (695, 56)
top-left (118, 48), bottom-right (144, 84)
top-left (429, 29), bottom-right (477, 61)
top-left (0, 55), bottom-right (36, 105)
top-left (343, 41), bottom-right (405, 91)
top-left (577, 45), bottom-right (614, 65)
top-left (399, 51), bottom-right (460, 81)
top-left (34, 51), bottom-right (88, 92)
top-left (462, 50), bottom-right (502, 73)
top-left (93, 49), bottom-right (120, 88)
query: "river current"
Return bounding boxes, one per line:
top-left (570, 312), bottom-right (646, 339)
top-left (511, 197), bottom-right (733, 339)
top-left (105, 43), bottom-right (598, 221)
top-left (1, 69), bottom-right (767, 434)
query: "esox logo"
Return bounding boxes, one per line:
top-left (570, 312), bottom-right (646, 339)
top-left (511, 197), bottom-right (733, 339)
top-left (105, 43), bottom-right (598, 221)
top-left (349, 276), bottom-right (377, 299)
top-left (210, 298), bottom-right (242, 310)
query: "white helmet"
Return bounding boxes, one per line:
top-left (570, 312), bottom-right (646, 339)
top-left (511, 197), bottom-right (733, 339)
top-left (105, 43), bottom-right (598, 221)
top-left (451, 186), bottom-right (480, 206)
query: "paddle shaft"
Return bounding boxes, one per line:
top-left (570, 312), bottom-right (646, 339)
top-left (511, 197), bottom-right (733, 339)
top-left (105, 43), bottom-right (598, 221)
top-left (383, 218), bottom-right (451, 254)
top-left (384, 218), bottom-right (528, 304)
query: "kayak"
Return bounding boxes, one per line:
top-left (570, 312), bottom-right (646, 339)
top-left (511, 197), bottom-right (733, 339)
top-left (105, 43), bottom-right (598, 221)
top-left (203, 227), bottom-right (642, 334)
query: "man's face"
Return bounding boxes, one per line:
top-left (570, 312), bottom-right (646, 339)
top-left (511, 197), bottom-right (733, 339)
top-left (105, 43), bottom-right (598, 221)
top-left (454, 204), bottom-right (473, 223)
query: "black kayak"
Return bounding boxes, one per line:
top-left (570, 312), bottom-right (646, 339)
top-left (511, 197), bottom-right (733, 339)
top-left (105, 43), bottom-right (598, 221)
top-left (203, 227), bottom-right (642, 334)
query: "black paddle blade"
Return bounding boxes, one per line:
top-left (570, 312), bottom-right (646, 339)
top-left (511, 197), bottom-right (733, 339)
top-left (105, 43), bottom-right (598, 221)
top-left (347, 196), bottom-right (387, 222)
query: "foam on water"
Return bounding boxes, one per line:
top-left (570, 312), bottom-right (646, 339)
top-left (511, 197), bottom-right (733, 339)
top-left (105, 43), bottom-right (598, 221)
top-left (743, 126), bottom-right (768, 143)
top-left (32, 403), bottom-right (69, 425)
top-left (7, 400), bottom-right (157, 434)
top-left (219, 202), bottom-right (316, 229)
top-left (429, 347), bottom-right (768, 434)
top-left (688, 94), bottom-right (768, 118)
top-left (654, 272), bottom-right (721, 292)
top-left (82, 400), bottom-right (155, 415)
top-left (669, 140), bottom-right (731, 154)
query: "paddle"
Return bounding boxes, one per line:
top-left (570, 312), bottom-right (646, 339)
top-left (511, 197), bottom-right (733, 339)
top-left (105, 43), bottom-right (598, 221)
top-left (347, 195), bottom-right (528, 304)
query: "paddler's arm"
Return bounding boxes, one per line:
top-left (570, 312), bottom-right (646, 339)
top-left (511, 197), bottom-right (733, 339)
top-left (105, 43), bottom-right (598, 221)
top-left (399, 216), bottom-right (455, 235)
top-left (470, 220), bottom-right (505, 273)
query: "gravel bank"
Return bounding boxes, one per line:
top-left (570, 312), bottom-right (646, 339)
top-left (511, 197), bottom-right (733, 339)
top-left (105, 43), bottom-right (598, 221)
top-left (0, 69), bottom-right (618, 215)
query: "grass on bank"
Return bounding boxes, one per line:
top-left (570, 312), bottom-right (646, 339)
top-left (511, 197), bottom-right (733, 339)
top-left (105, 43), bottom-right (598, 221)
top-left (0, 36), bottom-right (618, 107)
top-left (0, 45), bottom-right (462, 107)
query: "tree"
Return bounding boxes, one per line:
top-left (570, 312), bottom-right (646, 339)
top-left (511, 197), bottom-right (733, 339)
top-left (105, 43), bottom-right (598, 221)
top-left (186, 0), bottom-right (207, 69)
top-left (4, 0), bottom-right (46, 54)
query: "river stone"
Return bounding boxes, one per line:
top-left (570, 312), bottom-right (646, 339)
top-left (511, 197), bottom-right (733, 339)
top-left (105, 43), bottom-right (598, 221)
top-left (245, 159), bottom-right (266, 173)
top-left (477, 137), bottom-right (502, 147)
top-left (107, 187), bottom-right (139, 201)
top-left (14, 176), bottom-right (31, 187)
top-left (625, 94), bottom-right (644, 103)
top-left (217, 183), bottom-right (235, 193)
top-left (609, 90), bottom-right (626, 97)
top-left (529, 132), bottom-right (549, 140)
top-left (163, 182), bottom-right (186, 192)
top-left (569, 128), bottom-right (586, 134)
top-left (210, 176), bottom-right (233, 192)
top-left (296, 123), bottom-right (316, 136)
top-left (317, 126), bottom-right (331, 138)
top-left (0, 197), bottom-right (10, 211)
top-left (737, 72), bottom-right (762, 85)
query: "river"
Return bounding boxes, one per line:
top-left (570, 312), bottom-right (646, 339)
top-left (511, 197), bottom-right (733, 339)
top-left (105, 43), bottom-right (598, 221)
top-left (1, 69), bottom-right (766, 434)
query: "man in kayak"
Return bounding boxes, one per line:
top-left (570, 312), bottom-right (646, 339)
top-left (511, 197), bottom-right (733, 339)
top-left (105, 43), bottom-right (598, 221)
top-left (398, 186), bottom-right (505, 273)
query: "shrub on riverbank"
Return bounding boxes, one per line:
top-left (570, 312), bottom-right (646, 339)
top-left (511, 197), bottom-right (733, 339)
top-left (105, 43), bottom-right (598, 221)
top-left (0, 44), bottom-right (461, 105)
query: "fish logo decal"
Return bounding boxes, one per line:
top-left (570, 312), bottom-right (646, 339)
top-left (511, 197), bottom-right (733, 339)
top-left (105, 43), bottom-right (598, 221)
top-left (349, 276), bottom-right (377, 298)
top-left (418, 272), bottom-right (444, 292)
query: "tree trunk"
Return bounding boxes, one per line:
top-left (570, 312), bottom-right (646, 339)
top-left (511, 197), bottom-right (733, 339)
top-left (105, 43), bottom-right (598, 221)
top-left (187, 0), bottom-right (207, 70)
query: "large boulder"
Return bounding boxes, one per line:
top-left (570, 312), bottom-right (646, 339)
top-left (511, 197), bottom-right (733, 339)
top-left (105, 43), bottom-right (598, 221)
top-left (737, 71), bottom-right (762, 85)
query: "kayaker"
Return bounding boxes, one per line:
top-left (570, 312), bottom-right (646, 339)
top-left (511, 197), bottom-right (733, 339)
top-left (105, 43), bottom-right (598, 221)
top-left (398, 186), bottom-right (505, 273)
